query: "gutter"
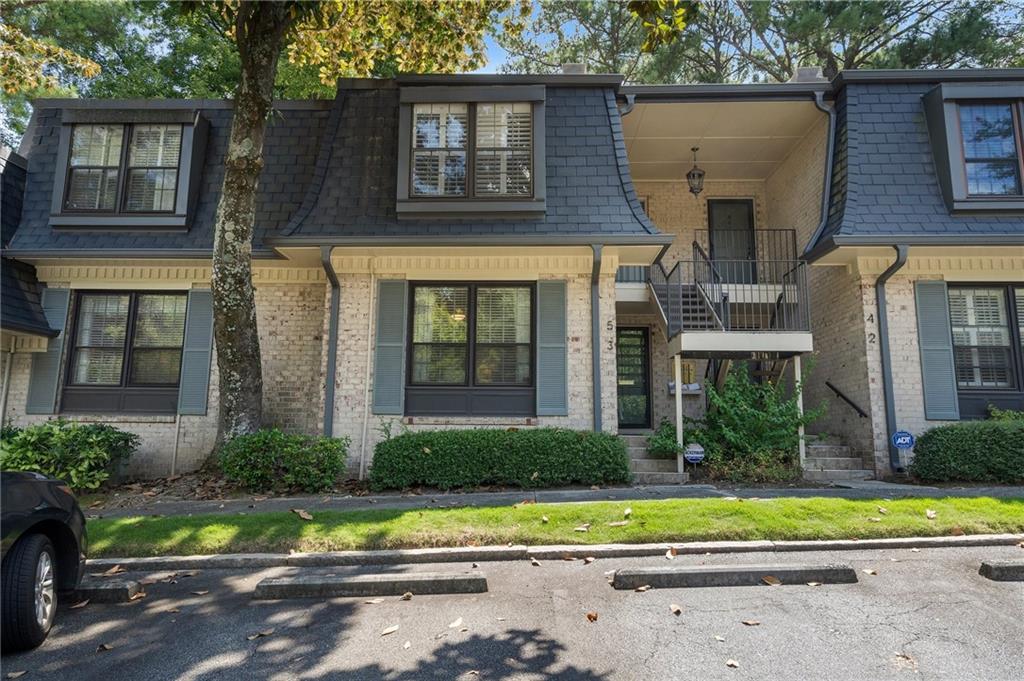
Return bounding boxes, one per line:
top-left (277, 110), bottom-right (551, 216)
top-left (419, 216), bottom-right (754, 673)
top-left (874, 245), bottom-right (909, 474)
top-left (320, 246), bottom-right (341, 437)
top-left (265, 234), bottom-right (673, 248)
top-left (591, 244), bottom-right (603, 432)
top-left (803, 92), bottom-right (838, 257)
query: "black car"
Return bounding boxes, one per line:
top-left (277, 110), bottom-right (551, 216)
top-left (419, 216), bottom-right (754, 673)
top-left (1, 471), bottom-right (87, 652)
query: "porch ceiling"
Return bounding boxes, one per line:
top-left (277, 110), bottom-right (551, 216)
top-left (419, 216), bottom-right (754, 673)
top-left (623, 101), bottom-right (823, 181)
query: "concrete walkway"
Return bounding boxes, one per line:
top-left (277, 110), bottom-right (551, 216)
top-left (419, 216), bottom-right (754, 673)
top-left (89, 481), bottom-right (1024, 519)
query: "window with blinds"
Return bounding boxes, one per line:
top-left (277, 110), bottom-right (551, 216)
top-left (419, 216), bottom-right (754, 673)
top-left (408, 283), bottom-right (533, 388)
top-left (409, 102), bottom-right (533, 199)
top-left (62, 123), bottom-right (183, 213)
top-left (948, 287), bottom-right (1015, 389)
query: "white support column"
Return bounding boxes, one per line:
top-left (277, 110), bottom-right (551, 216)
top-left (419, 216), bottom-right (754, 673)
top-left (674, 354), bottom-right (685, 474)
top-left (794, 354), bottom-right (806, 469)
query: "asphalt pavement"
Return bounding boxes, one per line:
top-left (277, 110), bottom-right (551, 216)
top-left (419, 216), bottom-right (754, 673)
top-left (3, 544), bottom-right (1021, 680)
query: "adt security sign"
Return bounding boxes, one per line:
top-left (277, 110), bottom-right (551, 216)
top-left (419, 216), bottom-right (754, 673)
top-left (892, 431), bottom-right (915, 449)
top-left (683, 444), bottom-right (705, 464)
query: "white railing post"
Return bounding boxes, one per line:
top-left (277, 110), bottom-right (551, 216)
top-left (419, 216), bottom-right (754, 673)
top-left (794, 354), bottom-right (806, 469)
top-left (674, 354), bottom-right (685, 473)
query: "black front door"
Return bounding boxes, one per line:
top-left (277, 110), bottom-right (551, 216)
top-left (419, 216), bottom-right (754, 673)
top-left (616, 327), bottom-right (651, 429)
top-left (708, 198), bottom-right (756, 284)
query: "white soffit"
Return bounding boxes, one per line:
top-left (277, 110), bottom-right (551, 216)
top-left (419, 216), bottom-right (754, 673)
top-left (624, 100), bottom-right (823, 181)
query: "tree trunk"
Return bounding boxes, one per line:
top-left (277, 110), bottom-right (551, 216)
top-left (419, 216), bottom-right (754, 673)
top-left (210, 2), bottom-right (292, 449)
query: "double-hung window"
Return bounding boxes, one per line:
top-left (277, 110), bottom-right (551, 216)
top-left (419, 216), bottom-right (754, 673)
top-left (411, 103), bottom-right (533, 198)
top-left (957, 102), bottom-right (1023, 196)
top-left (64, 124), bottom-right (183, 213)
top-left (406, 283), bottom-right (534, 416)
top-left (63, 291), bottom-right (188, 413)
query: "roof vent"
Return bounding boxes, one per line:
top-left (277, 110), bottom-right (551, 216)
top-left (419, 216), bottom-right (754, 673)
top-left (561, 63), bottom-right (587, 75)
top-left (789, 66), bottom-right (826, 83)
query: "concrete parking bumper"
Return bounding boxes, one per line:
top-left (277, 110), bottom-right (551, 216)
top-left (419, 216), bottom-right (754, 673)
top-left (75, 577), bottom-right (145, 603)
top-left (252, 571), bottom-right (489, 600)
top-left (979, 560), bottom-right (1024, 581)
top-left (612, 564), bottom-right (858, 589)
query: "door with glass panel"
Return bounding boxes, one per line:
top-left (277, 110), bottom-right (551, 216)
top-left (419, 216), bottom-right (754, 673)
top-left (616, 327), bottom-right (651, 429)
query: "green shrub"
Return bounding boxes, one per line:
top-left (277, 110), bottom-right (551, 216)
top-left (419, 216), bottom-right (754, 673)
top-left (369, 428), bottom-right (631, 491)
top-left (646, 418), bottom-right (683, 459)
top-left (0, 419), bottom-right (138, 490)
top-left (909, 421), bottom-right (1024, 483)
top-left (704, 449), bottom-right (801, 484)
top-left (988, 405), bottom-right (1024, 422)
top-left (218, 429), bottom-right (350, 493)
top-left (688, 362), bottom-right (823, 460)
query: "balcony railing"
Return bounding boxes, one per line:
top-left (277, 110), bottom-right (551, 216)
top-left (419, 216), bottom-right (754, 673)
top-left (694, 229), bottom-right (797, 266)
top-left (646, 241), bottom-right (810, 336)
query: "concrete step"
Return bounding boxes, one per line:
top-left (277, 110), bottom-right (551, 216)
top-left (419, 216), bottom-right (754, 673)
top-left (803, 469), bottom-right (874, 482)
top-left (633, 471), bottom-right (689, 485)
top-left (805, 444), bottom-right (853, 458)
top-left (630, 458), bottom-right (678, 473)
top-left (803, 456), bottom-right (864, 471)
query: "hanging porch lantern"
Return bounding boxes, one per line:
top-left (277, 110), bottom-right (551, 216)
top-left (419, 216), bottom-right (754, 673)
top-left (686, 146), bottom-right (705, 197)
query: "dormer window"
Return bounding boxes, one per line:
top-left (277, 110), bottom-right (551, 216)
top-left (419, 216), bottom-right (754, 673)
top-left (50, 110), bottom-right (207, 230)
top-left (397, 85), bottom-right (546, 217)
top-left (64, 123), bottom-right (183, 213)
top-left (957, 102), bottom-right (1022, 197)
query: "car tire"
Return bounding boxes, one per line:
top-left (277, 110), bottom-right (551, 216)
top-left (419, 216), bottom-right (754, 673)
top-left (2, 533), bottom-right (58, 652)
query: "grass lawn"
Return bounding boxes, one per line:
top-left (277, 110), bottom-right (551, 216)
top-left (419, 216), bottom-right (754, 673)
top-left (86, 496), bottom-right (1024, 558)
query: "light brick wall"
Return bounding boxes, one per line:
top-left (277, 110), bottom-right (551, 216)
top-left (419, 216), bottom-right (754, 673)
top-left (765, 115), bottom-right (878, 466)
top-left (2, 283), bottom-right (327, 478)
top-left (333, 272), bottom-right (618, 477)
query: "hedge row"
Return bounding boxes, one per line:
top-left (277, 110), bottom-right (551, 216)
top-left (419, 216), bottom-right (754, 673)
top-left (369, 428), bottom-right (631, 491)
top-left (909, 421), bottom-right (1023, 483)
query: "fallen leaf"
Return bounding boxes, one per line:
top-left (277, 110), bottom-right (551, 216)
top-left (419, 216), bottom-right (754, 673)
top-left (583, 556), bottom-right (596, 564)
top-left (1017, 541), bottom-right (1024, 549)
top-left (400, 592), bottom-right (413, 601)
top-left (530, 557), bottom-right (541, 567)
top-left (726, 659), bottom-right (739, 668)
top-left (97, 643), bottom-right (114, 652)
top-left (471, 562), bottom-right (480, 568)
top-left (562, 555), bottom-right (576, 561)
top-left (403, 640), bottom-right (411, 649)
top-left (741, 620), bottom-right (761, 626)
top-left (910, 548), bottom-right (921, 553)
top-left (531, 471), bottom-right (539, 481)
top-left (586, 611), bottom-right (598, 622)
top-left (422, 447), bottom-right (431, 454)
top-left (7, 672), bottom-right (28, 679)
top-left (925, 509), bottom-right (937, 520)
top-left (862, 568), bottom-right (878, 576)
top-left (364, 598), bottom-right (384, 604)
top-left (449, 617), bottom-right (463, 628)
top-left (381, 624), bottom-right (400, 636)
top-left (670, 604), bottom-right (682, 616)
top-left (868, 517), bottom-right (882, 523)
top-left (129, 590), bottom-right (146, 601)
top-left (466, 672), bottom-right (480, 677)
top-left (623, 507), bottom-right (632, 518)
top-left (877, 506), bottom-right (888, 515)
top-left (608, 520), bottom-right (629, 527)
top-left (69, 599), bottom-right (90, 609)
top-left (460, 627), bottom-right (469, 632)
top-left (634, 584), bottom-right (651, 592)
top-left (590, 485), bottom-right (600, 491)
top-left (246, 629), bottom-right (275, 641)
top-left (894, 652), bottom-right (919, 672)
top-left (761, 575), bottom-right (782, 586)
top-left (541, 515), bottom-right (549, 523)
top-left (496, 617), bottom-right (506, 621)
top-left (191, 590), bottom-right (209, 596)
top-left (665, 549), bottom-right (676, 560)
top-left (806, 582), bottom-right (822, 587)
top-left (292, 508), bottom-right (314, 521)
top-left (166, 608), bottom-right (181, 614)
top-left (573, 524), bottom-right (591, 533)
top-left (715, 635), bottom-right (726, 642)
top-left (950, 526), bottom-right (965, 536)
top-left (92, 564), bottom-right (126, 577)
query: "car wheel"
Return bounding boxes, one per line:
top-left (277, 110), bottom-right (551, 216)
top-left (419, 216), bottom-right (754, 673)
top-left (2, 533), bottom-right (58, 652)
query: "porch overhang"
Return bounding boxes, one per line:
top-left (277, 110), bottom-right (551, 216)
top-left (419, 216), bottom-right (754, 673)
top-left (668, 331), bottom-right (813, 357)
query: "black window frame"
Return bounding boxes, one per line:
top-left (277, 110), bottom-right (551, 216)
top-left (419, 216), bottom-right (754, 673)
top-left (947, 283), bottom-right (1024, 419)
top-left (404, 282), bottom-right (536, 417)
top-left (62, 123), bottom-right (184, 217)
top-left (61, 290), bottom-right (188, 414)
top-left (955, 100), bottom-right (1024, 198)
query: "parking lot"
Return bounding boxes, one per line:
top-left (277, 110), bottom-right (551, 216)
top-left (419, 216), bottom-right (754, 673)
top-left (3, 545), bottom-right (1022, 680)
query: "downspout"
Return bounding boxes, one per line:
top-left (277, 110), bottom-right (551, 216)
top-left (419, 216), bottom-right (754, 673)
top-left (875, 244), bottom-right (909, 474)
top-left (0, 338), bottom-right (14, 428)
top-left (803, 91), bottom-right (837, 256)
top-left (591, 244), bottom-right (604, 432)
top-left (320, 246), bottom-right (340, 438)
